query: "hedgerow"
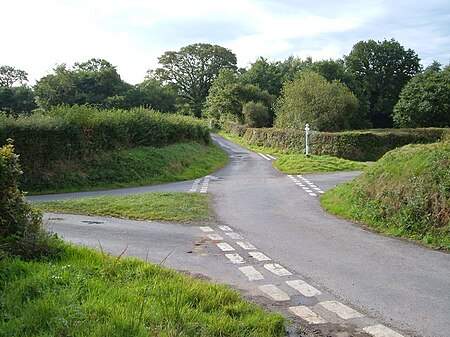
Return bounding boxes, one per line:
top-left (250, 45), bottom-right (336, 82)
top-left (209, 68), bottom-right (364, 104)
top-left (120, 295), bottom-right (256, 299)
top-left (223, 122), bottom-right (449, 161)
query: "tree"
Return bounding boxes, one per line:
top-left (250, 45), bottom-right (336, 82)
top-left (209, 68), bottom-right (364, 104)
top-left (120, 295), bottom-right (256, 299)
top-left (203, 69), bottom-right (273, 124)
top-left (0, 86), bottom-right (36, 117)
top-left (242, 101), bottom-right (270, 127)
top-left (393, 64), bottom-right (450, 127)
top-left (274, 71), bottom-right (362, 131)
top-left (151, 43), bottom-right (237, 117)
top-left (0, 66), bottom-right (28, 87)
top-left (345, 39), bottom-right (421, 128)
top-left (34, 59), bottom-right (128, 110)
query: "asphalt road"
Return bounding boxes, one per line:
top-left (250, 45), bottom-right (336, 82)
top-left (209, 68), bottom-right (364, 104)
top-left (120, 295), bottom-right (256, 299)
top-left (33, 134), bottom-right (450, 337)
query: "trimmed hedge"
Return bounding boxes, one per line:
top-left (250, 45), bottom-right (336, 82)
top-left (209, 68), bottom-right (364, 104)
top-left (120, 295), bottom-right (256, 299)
top-left (224, 122), bottom-right (449, 161)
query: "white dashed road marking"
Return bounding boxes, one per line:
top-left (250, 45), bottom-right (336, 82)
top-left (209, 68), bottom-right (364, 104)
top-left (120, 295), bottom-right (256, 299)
top-left (259, 284), bottom-right (290, 301)
top-left (363, 324), bottom-right (404, 337)
top-left (286, 280), bottom-right (322, 297)
top-left (319, 301), bottom-right (364, 319)
top-left (189, 178), bottom-right (201, 192)
top-left (264, 263), bottom-right (292, 276)
top-left (258, 153), bottom-right (271, 161)
top-left (249, 251), bottom-right (271, 261)
top-left (225, 253), bottom-right (245, 264)
top-left (207, 233), bottom-right (223, 241)
top-left (199, 175), bottom-right (211, 194)
top-left (199, 226), bottom-right (214, 232)
top-left (225, 232), bottom-right (244, 240)
top-left (216, 242), bottom-right (235, 252)
top-left (239, 266), bottom-right (264, 281)
top-left (218, 225), bottom-right (232, 231)
top-left (289, 306), bottom-right (327, 324)
top-left (236, 241), bottom-right (257, 250)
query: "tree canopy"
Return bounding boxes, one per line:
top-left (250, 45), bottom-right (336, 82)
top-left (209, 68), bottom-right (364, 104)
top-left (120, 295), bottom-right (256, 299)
top-left (0, 66), bottom-right (28, 87)
top-left (274, 71), bottom-right (362, 132)
top-left (151, 43), bottom-right (237, 117)
top-left (345, 39), bottom-right (421, 128)
top-left (393, 63), bottom-right (450, 127)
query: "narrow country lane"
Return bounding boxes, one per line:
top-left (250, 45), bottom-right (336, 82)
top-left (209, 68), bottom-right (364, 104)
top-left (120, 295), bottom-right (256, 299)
top-left (34, 134), bottom-right (450, 337)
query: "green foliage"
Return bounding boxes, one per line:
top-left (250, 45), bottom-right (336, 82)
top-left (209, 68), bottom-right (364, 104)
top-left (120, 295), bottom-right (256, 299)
top-left (393, 64), bottom-right (450, 127)
top-left (0, 65), bottom-right (28, 87)
top-left (152, 43), bottom-right (237, 117)
top-left (0, 244), bottom-right (285, 336)
top-left (0, 86), bottom-right (36, 117)
top-left (0, 141), bottom-right (61, 260)
top-left (274, 71), bottom-right (362, 131)
top-left (34, 59), bottom-right (128, 110)
top-left (242, 101), bottom-right (270, 127)
top-left (203, 69), bottom-right (273, 125)
top-left (345, 39), bottom-right (421, 128)
top-left (274, 154), bottom-right (368, 174)
top-left (223, 122), bottom-right (448, 161)
top-left (321, 141), bottom-right (450, 250)
top-left (36, 192), bottom-right (211, 222)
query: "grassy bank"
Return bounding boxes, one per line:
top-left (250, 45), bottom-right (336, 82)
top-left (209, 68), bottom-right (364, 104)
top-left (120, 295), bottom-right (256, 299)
top-left (0, 244), bottom-right (285, 337)
top-left (321, 141), bottom-right (450, 250)
top-left (26, 142), bottom-right (227, 194)
top-left (219, 131), bottom-right (368, 174)
top-left (35, 193), bottom-right (210, 223)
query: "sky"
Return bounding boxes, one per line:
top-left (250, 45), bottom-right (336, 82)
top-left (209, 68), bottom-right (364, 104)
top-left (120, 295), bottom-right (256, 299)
top-left (1, 0), bottom-right (449, 85)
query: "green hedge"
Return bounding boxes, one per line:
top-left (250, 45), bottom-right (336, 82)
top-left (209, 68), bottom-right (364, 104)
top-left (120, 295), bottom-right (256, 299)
top-left (0, 105), bottom-right (210, 168)
top-left (224, 122), bottom-right (449, 161)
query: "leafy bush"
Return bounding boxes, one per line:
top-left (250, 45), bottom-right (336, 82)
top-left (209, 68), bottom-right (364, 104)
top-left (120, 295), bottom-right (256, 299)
top-left (274, 71), bottom-right (363, 131)
top-left (0, 141), bottom-right (61, 260)
top-left (242, 101), bottom-right (270, 127)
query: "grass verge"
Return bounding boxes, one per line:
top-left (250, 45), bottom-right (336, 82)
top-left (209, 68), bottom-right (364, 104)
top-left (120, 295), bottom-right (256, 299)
top-left (35, 193), bottom-right (210, 223)
top-left (0, 243), bottom-right (285, 336)
top-left (218, 131), bottom-right (368, 174)
top-left (26, 142), bottom-right (227, 195)
top-left (321, 141), bottom-right (450, 250)
top-left (274, 154), bottom-right (368, 174)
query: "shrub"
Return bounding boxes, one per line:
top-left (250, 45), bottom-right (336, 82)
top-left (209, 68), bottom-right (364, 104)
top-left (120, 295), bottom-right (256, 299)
top-left (242, 101), bottom-right (270, 127)
top-left (0, 140), bottom-right (61, 260)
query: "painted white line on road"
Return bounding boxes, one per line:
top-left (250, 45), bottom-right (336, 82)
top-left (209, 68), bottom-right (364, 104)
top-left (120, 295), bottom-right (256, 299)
top-left (199, 226), bottom-right (214, 232)
top-left (309, 193), bottom-right (317, 196)
top-left (264, 263), bottom-right (292, 276)
top-left (236, 241), bottom-right (257, 250)
top-left (217, 242), bottom-right (235, 252)
top-left (225, 232), bottom-right (244, 240)
top-left (319, 301), bottom-right (364, 319)
top-left (207, 233), bottom-right (223, 241)
top-left (189, 178), bottom-right (201, 192)
top-left (286, 280), bottom-right (321, 297)
top-left (199, 175), bottom-right (210, 194)
top-left (289, 306), bottom-right (327, 324)
top-left (267, 154), bottom-right (277, 160)
top-left (318, 191), bottom-right (324, 194)
top-left (218, 225), bottom-right (232, 231)
top-left (259, 284), bottom-right (290, 301)
top-left (225, 253), bottom-right (245, 264)
top-left (239, 266), bottom-right (264, 281)
top-left (304, 189), bottom-right (313, 193)
top-left (249, 251), bottom-right (271, 261)
top-left (258, 153), bottom-right (271, 161)
top-left (296, 183), bottom-right (305, 186)
top-left (363, 324), bottom-right (404, 337)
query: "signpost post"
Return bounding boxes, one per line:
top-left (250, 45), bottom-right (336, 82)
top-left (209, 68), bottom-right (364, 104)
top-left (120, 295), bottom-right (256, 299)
top-left (305, 123), bottom-right (310, 157)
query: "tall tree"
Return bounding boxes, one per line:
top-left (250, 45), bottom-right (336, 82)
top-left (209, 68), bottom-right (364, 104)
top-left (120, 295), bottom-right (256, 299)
top-left (151, 43), bottom-right (237, 117)
top-left (0, 66), bottom-right (28, 87)
top-left (393, 63), bottom-right (450, 128)
top-left (345, 39), bottom-right (421, 128)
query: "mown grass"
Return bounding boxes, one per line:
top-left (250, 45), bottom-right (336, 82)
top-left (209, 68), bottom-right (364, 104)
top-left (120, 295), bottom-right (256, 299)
top-left (321, 141), bottom-right (450, 250)
top-left (0, 244), bottom-right (285, 337)
top-left (27, 142), bottom-right (227, 194)
top-left (35, 193), bottom-right (210, 223)
top-left (218, 131), bottom-right (368, 173)
top-left (274, 154), bottom-right (368, 174)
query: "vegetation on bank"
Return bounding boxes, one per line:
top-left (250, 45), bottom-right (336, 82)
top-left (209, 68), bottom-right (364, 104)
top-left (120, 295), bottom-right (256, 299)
top-left (36, 193), bottom-right (210, 223)
top-left (321, 140), bottom-right (450, 250)
top-left (25, 141), bottom-right (227, 194)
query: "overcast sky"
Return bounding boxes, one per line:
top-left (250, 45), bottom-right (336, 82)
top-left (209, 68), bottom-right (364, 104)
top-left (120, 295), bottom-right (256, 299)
top-left (2, 0), bottom-right (449, 85)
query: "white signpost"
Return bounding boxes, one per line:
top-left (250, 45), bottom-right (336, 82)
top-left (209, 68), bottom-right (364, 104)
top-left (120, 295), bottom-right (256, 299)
top-left (305, 123), bottom-right (310, 157)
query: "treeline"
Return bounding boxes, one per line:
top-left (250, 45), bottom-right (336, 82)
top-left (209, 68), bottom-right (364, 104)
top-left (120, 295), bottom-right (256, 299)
top-left (1, 39), bottom-right (449, 130)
